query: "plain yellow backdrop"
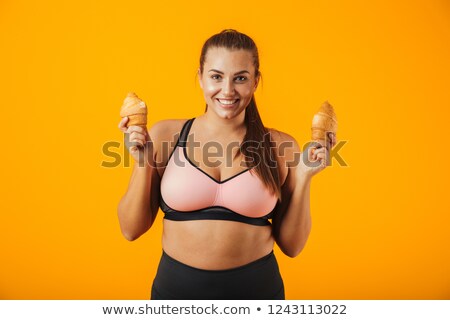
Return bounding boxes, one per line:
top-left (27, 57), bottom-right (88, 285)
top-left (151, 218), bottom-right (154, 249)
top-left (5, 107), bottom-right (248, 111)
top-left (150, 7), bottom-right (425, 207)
top-left (1, 0), bottom-right (449, 299)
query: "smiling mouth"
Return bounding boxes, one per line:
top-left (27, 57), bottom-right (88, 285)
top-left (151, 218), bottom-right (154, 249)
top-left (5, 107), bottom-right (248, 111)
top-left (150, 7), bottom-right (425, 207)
top-left (216, 99), bottom-right (239, 106)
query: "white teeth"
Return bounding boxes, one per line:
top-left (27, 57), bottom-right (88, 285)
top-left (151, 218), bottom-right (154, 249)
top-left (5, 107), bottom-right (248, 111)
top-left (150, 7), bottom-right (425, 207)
top-left (218, 99), bottom-right (238, 105)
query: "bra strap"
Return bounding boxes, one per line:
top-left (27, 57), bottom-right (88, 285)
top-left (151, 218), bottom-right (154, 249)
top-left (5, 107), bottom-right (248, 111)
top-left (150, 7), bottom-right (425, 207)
top-left (178, 117), bottom-right (195, 147)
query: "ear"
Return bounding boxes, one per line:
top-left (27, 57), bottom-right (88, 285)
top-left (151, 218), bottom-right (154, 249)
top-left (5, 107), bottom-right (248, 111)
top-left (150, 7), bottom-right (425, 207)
top-left (254, 73), bottom-right (260, 91)
top-left (198, 68), bottom-right (203, 89)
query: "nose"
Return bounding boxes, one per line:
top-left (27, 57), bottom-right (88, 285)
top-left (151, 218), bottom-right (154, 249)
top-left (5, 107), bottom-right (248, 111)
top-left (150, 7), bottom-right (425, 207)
top-left (222, 79), bottom-right (235, 96)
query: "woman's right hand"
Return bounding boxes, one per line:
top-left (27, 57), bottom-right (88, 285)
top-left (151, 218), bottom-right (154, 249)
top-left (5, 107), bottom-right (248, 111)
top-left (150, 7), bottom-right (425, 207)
top-left (118, 117), bottom-right (151, 163)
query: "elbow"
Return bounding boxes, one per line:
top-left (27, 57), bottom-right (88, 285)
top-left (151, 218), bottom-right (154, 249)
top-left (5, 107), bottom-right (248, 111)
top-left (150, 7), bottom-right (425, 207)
top-left (279, 230), bottom-right (311, 258)
top-left (121, 230), bottom-right (140, 241)
top-left (285, 251), bottom-right (300, 258)
top-left (117, 204), bottom-right (145, 242)
top-left (286, 222), bottom-right (312, 258)
top-left (117, 219), bottom-right (145, 242)
top-left (289, 227), bottom-right (312, 257)
top-left (283, 244), bottom-right (306, 258)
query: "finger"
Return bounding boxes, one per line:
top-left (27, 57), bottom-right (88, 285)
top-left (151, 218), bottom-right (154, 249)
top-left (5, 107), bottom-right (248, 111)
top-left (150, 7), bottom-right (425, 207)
top-left (316, 153), bottom-right (327, 167)
top-left (314, 140), bottom-right (325, 149)
top-left (132, 139), bottom-right (144, 147)
top-left (308, 147), bottom-right (317, 161)
top-left (126, 125), bottom-right (146, 135)
top-left (129, 138), bottom-right (146, 150)
top-left (313, 146), bottom-right (326, 156)
top-left (130, 145), bottom-right (139, 153)
top-left (326, 132), bottom-right (336, 149)
top-left (129, 131), bottom-right (145, 142)
top-left (128, 135), bottom-right (145, 147)
top-left (119, 117), bottom-right (128, 132)
top-left (316, 152), bottom-right (326, 160)
top-left (313, 147), bottom-right (328, 163)
top-left (318, 148), bottom-right (330, 165)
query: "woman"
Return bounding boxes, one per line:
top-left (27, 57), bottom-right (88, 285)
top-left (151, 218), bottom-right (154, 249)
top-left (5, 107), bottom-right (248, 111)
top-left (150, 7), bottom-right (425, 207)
top-left (117, 29), bottom-right (335, 299)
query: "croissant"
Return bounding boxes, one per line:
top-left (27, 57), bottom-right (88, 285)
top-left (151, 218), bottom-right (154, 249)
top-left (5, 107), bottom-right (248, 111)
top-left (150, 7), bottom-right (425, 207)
top-left (311, 101), bottom-right (337, 142)
top-left (120, 92), bottom-right (147, 129)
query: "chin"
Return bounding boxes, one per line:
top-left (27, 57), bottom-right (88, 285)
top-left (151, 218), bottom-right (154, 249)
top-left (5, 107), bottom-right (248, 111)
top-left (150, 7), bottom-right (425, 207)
top-left (208, 101), bottom-right (248, 120)
top-left (213, 108), bottom-right (245, 120)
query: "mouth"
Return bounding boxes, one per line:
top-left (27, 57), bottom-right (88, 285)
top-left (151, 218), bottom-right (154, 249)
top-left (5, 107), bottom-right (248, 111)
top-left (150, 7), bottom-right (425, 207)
top-left (216, 98), bottom-right (240, 108)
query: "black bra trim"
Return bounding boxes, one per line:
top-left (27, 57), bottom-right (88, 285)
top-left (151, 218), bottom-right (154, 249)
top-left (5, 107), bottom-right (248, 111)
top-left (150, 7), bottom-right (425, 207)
top-left (165, 118), bottom-right (193, 166)
top-left (160, 196), bottom-right (274, 226)
top-left (182, 144), bottom-right (253, 184)
top-left (179, 117), bottom-right (254, 184)
top-left (178, 117), bottom-right (194, 147)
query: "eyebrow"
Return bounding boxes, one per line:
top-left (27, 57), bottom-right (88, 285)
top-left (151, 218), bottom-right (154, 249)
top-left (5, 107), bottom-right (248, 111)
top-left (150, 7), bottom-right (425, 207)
top-left (208, 69), bottom-right (250, 75)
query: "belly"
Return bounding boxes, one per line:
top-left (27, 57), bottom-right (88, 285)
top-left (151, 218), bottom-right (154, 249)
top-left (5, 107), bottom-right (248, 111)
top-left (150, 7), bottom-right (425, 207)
top-left (162, 219), bottom-right (274, 270)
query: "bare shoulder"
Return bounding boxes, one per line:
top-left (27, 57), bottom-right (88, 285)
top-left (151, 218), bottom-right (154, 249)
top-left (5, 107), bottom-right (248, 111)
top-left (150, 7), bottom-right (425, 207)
top-left (148, 119), bottom-right (189, 173)
top-left (267, 128), bottom-right (301, 156)
top-left (266, 128), bottom-right (301, 186)
top-left (148, 118), bottom-right (189, 143)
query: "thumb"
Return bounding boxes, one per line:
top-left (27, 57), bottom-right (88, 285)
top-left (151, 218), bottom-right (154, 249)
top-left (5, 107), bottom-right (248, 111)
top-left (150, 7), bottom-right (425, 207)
top-left (130, 146), bottom-right (138, 153)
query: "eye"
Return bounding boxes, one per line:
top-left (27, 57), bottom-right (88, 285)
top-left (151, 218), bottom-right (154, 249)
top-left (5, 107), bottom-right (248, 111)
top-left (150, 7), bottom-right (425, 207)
top-left (211, 74), bottom-right (222, 80)
top-left (235, 76), bottom-right (247, 82)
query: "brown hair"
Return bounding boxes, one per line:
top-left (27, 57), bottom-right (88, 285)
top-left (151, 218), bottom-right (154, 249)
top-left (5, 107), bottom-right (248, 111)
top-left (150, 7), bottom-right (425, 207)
top-left (199, 29), bottom-right (281, 201)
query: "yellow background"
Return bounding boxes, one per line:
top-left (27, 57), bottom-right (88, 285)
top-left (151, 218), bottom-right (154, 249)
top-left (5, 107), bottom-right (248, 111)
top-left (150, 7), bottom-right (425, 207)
top-left (1, 0), bottom-right (449, 299)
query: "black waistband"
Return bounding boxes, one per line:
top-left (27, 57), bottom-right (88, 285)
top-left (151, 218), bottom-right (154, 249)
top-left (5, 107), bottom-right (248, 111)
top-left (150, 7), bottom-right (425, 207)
top-left (152, 248), bottom-right (285, 299)
top-left (161, 249), bottom-right (275, 273)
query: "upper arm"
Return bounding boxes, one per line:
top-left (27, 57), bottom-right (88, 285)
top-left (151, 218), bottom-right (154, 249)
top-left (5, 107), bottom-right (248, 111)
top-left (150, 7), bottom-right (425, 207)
top-left (267, 128), bottom-right (301, 188)
top-left (270, 130), bottom-right (302, 235)
top-left (148, 119), bottom-right (185, 177)
top-left (147, 119), bottom-right (187, 219)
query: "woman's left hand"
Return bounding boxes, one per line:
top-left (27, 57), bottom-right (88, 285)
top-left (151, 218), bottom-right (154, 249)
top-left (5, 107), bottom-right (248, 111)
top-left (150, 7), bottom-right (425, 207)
top-left (296, 132), bottom-right (337, 180)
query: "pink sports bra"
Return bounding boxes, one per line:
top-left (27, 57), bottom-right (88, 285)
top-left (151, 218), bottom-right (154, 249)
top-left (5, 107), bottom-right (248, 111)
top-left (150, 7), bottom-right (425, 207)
top-left (160, 118), bottom-right (279, 226)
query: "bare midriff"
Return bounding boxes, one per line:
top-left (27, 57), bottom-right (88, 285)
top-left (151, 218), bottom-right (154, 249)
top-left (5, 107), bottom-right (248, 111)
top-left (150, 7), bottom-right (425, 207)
top-left (162, 219), bottom-right (274, 270)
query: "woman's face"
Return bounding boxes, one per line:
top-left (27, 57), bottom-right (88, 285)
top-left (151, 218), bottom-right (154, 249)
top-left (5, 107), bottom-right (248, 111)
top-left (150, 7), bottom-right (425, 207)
top-left (198, 47), bottom-right (259, 119)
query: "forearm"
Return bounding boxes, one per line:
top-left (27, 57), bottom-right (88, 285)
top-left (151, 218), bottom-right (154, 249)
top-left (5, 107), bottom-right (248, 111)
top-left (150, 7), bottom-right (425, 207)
top-left (118, 159), bottom-right (155, 241)
top-left (276, 177), bottom-right (312, 257)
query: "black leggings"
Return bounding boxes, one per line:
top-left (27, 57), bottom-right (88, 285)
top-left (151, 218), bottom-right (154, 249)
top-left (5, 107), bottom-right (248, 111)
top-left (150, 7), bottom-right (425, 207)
top-left (151, 250), bottom-right (285, 300)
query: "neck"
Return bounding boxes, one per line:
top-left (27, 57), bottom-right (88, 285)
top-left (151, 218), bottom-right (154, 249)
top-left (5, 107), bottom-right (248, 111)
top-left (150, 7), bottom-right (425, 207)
top-left (198, 108), bottom-right (247, 137)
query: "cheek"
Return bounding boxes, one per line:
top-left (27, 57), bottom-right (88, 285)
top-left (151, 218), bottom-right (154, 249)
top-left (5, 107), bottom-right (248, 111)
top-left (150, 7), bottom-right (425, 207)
top-left (203, 83), bottom-right (220, 96)
top-left (240, 86), bottom-right (254, 98)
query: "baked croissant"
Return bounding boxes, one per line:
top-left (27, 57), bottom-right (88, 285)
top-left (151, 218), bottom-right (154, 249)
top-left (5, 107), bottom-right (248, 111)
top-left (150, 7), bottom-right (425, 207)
top-left (120, 92), bottom-right (147, 129)
top-left (311, 101), bottom-right (337, 142)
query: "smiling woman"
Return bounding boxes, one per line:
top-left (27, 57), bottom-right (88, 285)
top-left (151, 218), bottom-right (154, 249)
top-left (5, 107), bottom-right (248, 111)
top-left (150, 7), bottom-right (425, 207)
top-left (117, 29), bottom-right (335, 300)
top-left (197, 33), bottom-right (281, 199)
top-left (201, 55), bottom-right (254, 115)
